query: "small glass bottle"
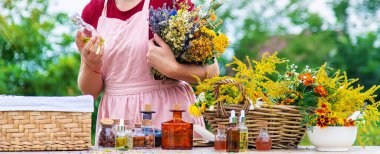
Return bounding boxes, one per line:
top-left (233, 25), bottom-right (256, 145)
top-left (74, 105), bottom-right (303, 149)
top-left (256, 121), bottom-right (272, 151)
top-left (115, 119), bottom-right (128, 151)
top-left (95, 118), bottom-right (116, 149)
top-left (124, 120), bottom-right (133, 150)
top-left (154, 129), bottom-right (162, 147)
top-left (239, 110), bottom-right (249, 151)
top-left (133, 123), bottom-right (145, 149)
top-left (214, 124), bottom-right (226, 151)
top-left (141, 104), bottom-right (155, 149)
top-left (161, 104), bottom-right (193, 150)
top-left (69, 13), bottom-right (105, 54)
top-left (114, 119), bottom-right (133, 150)
top-left (226, 110), bottom-right (240, 153)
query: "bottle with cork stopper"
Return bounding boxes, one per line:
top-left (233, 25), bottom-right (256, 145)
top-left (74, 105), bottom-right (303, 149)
top-left (256, 120), bottom-right (272, 151)
top-left (214, 124), bottom-right (227, 151)
top-left (95, 118), bottom-right (116, 149)
top-left (133, 123), bottom-right (145, 149)
top-left (161, 103), bottom-right (193, 150)
top-left (141, 103), bottom-right (155, 148)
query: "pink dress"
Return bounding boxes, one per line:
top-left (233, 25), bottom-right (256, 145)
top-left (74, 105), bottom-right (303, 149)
top-left (95, 0), bottom-right (205, 131)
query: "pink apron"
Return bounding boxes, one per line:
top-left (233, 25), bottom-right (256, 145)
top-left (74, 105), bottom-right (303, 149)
top-left (95, 0), bottom-right (204, 132)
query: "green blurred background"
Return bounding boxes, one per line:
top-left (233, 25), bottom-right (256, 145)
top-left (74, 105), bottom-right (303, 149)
top-left (0, 0), bottom-right (379, 145)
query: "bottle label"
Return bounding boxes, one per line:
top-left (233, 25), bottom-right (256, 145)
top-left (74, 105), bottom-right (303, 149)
top-left (239, 131), bottom-right (248, 150)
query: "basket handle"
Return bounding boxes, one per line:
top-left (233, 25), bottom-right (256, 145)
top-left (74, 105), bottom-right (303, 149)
top-left (214, 78), bottom-right (250, 118)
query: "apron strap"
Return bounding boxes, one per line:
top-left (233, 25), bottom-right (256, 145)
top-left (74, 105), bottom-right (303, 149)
top-left (102, 0), bottom-right (109, 17)
top-left (142, 0), bottom-right (150, 11)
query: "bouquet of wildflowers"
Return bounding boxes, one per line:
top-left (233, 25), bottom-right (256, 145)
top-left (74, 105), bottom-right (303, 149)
top-left (149, 0), bottom-right (229, 80)
top-left (277, 62), bottom-right (380, 131)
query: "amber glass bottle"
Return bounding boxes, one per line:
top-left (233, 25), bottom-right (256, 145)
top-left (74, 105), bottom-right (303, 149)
top-left (161, 104), bottom-right (193, 150)
top-left (226, 110), bottom-right (240, 152)
top-left (214, 124), bottom-right (226, 151)
top-left (256, 121), bottom-right (272, 151)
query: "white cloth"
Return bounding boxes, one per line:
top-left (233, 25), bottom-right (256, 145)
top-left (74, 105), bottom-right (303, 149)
top-left (0, 95), bottom-right (94, 112)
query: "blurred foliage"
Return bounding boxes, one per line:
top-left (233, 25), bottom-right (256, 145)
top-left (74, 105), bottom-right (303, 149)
top-left (0, 0), bottom-right (101, 143)
top-left (0, 0), bottom-right (81, 95)
top-left (1, 0), bottom-right (379, 146)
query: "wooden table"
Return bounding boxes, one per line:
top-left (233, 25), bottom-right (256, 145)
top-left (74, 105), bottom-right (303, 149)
top-left (1, 146), bottom-right (380, 154)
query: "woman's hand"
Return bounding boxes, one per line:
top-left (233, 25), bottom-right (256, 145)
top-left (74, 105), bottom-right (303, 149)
top-left (75, 31), bottom-right (104, 73)
top-left (147, 34), bottom-right (178, 77)
top-left (76, 31), bottom-right (104, 99)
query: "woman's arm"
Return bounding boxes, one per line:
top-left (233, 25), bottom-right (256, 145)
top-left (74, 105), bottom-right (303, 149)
top-left (78, 58), bottom-right (103, 98)
top-left (170, 60), bottom-right (219, 83)
top-left (147, 34), bottom-right (220, 83)
top-left (76, 32), bottom-right (104, 99)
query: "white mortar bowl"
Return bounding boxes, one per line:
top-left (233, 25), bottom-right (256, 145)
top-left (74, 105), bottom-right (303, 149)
top-left (307, 126), bottom-right (358, 152)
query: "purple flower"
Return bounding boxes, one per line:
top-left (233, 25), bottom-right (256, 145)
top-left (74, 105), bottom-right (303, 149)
top-left (169, 10), bottom-right (177, 16)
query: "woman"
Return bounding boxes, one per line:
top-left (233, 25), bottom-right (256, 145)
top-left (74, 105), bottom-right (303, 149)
top-left (75, 0), bottom-right (219, 131)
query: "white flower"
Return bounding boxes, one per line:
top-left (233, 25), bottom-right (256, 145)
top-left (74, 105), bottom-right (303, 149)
top-left (209, 105), bottom-right (215, 111)
top-left (197, 92), bottom-right (206, 102)
top-left (249, 99), bottom-right (255, 110)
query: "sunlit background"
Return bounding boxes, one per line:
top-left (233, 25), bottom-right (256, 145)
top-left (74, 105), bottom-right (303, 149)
top-left (1, 0), bottom-right (379, 145)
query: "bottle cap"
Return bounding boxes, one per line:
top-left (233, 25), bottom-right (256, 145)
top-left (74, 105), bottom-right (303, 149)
top-left (145, 104), bottom-right (152, 111)
top-left (100, 118), bottom-right (114, 125)
top-left (173, 104), bottom-right (181, 110)
top-left (217, 124), bottom-right (225, 129)
top-left (169, 103), bottom-right (185, 112)
top-left (229, 110), bottom-right (237, 123)
top-left (258, 120), bottom-right (268, 127)
top-left (120, 119), bottom-right (124, 126)
top-left (114, 119), bottom-right (128, 124)
top-left (141, 103), bottom-right (156, 120)
top-left (68, 13), bottom-right (83, 26)
top-left (135, 123), bottom-right (142, 128)
top-left (239, 110), bottom-right (246, 123)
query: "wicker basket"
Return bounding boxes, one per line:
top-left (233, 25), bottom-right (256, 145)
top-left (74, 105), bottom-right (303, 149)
top-left (0, 96), bottom-right (93, 151)
top-left (203, 79), bottom-right (305, 149)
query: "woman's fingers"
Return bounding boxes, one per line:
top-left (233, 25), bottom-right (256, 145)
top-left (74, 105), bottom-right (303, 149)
top-left (83, 36), bottom-right (98, 55)
top-left (148, 39), bottom-right (156, 49)
top-left (75, 31), bottom-right (85, 52)
top-left (91, 37), bottom-right (100, 54)
top-left (153, 34), bottom-right (169, 49)
top-left (97, 43), bottom-right (104, 56)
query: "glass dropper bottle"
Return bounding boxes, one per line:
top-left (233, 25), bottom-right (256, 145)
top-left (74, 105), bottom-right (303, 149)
top-left (68, 13), bottom-right (105, 54)
top-left (239, 110), bottom-right (249, 151)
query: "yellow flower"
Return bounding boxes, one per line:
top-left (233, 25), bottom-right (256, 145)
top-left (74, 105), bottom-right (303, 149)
top-left (189, 105), bottom-right (201, 117)
top-left (200, 103), bottom-right (206, 113)
top-left (210, 13), bottom-right (217, 21)
top-left (186, 35), bottom-right (213, 62)
top-left (201, 26), bottom-right (216, 37)
top-left (212, 33), bottom-right (229, 53)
